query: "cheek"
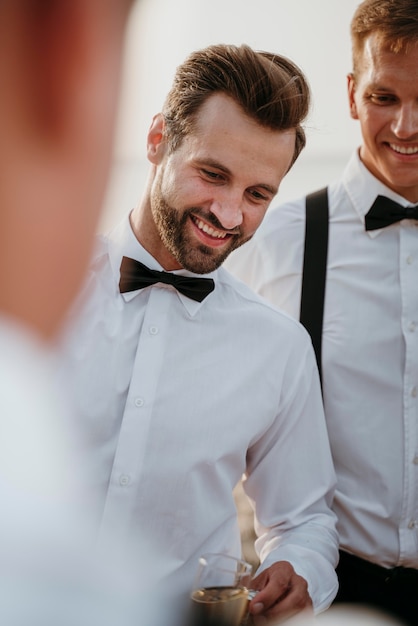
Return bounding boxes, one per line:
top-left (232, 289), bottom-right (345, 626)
top-left (359, 110), bottom-right (385, 142)
top-left (243, 205), bottom-right (269, 237)
top-left (161, 169), bottom-right (208, 208)
top-left (158, 175), bottom-right (184, 210)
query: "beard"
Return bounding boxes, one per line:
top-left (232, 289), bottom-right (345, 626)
top-left (151, 188), bottom-right (248, 275)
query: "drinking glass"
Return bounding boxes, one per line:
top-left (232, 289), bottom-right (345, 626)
top-left (188, 553), bottom-right (253, 626)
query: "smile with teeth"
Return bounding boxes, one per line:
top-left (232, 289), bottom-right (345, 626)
top-left (192, 216), bottom-right (228, 239)
top-left (389, 143), bottom-right (418, 155)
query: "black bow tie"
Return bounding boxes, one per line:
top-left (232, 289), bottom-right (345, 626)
top-left (119, 256), bottom-right (215, 302)
top-left (365, 195), bottom-right (418, 231)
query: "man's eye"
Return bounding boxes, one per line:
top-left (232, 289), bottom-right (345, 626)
top-left (249, 189), bottom-right (268, 201)
top-left (202, 169), bottom-right (223, 180)
top-left (369, 93), bottom-right (397, 104)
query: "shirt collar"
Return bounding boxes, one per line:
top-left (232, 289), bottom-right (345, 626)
top-left (107, 211), bottom-right (218, 316)
top-left (343, 149), bottom-right (414, 238)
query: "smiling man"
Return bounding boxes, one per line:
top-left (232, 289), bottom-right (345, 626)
top-left (60, 44), bottom-right (339, 626)
top-left (348, 28), bottom-right (418, 200)
top-left (133, 91), bottom-right (295, 273)
top-left (226, 2), bottom-right (418, 624)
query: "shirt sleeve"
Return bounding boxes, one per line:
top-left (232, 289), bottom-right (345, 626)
top-left (243, 332), bottom-right (339, 613)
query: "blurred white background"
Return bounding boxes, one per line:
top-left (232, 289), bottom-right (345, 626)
top-left (101, 0), bottom-right (362, 232)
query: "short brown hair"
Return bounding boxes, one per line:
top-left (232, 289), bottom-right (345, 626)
top-left (351, 0), bottom-right (418, 74)
top-left (162, 44), bottom-right (310, 171)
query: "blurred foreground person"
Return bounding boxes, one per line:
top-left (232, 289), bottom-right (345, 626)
top-left (0, 1), bottom-right (146, 624)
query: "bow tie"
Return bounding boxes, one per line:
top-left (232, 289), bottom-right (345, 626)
top-left (365, 195), bottom-right (418, 231)
top-left (119, 256), bottom-right (215, 302)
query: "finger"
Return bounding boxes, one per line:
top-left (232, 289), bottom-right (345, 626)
top-left (249, 571), bottom-right (291, 613)
top-left (261, 586), bottom-right (313, 624)
top-left (250, 583), bottom-right (290, 614)
top-left (250, 571), bottom-right (312, 622)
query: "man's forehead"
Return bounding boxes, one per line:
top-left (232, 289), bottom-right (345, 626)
top-left (192, 93), bottom-right (282, 142)
top-left (361, 32), bottom-right (417, 67)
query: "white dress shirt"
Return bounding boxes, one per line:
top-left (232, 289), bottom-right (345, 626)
top-left (226, 150), bottom-right (418, 570)
top-left (59, 212), bottom-right (338, 620)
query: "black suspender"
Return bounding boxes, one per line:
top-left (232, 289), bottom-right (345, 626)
top-left (299, 187), bottom-right (329, 385)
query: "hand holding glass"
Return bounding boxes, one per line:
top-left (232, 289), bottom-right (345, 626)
top-left (188, 553), bottom-right (253, 626)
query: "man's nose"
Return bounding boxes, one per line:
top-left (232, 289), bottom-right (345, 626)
top-left (391, 103), bottom-right (418, 139)
top-left (210, 195), bottom-right (244, 230)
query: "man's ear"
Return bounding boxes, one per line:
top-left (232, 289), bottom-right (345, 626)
top-left (347, 73), bottom-right (359, 120)
top-left (147, 113), bottom-right (168, 164)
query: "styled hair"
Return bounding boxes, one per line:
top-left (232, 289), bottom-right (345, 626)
top-left (162, 43), bottom-right (310, 171)
top-left (351, 0), bottom-right (418, 75)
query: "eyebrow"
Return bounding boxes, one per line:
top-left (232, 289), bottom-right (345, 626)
top-left (197, 158), bottom-right (278, 196)
top-left (368, 84), bottom-right (394, 91)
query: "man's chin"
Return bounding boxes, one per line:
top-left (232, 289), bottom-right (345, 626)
top-left (179, 246), bottom-right (233, 274)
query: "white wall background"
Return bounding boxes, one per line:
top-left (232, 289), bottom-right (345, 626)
top-left (100, 0), bottom-right (363, 232)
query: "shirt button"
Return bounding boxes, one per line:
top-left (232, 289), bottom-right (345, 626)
top-left (408, 321), bottom-right (416, 332)
top-left (406, 255), bottom-right (413, 265)
top-left (119, 475), bottom-right (131, 486)
top-left (134, 397), bottom-right (144, 407)
top-left (413, 456), bottom-right (418, 465)
top-left (149, 326), bottom-right (159, 335)
top-left (411, 387), bottom-right (417, 398)
top-left (408, 520), bottom-right (418, 529)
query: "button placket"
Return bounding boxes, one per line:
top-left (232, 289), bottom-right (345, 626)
top-left (100, 288), bottom-right (172, 536)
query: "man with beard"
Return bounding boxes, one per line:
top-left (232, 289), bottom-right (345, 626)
top-left (60, 44), bottom-right (338, 626)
